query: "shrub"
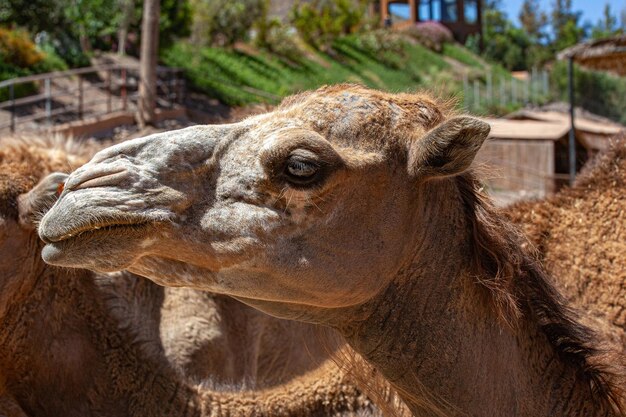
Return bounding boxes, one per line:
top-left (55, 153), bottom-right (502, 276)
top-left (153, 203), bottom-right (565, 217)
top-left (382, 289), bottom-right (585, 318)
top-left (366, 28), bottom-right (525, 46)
top-left (291, 0), bottom-right (367, 52)
top-left (253, 0), bottom-right (303, 64)
top-left (0, 28), bottom-right (68, 101)
top-left (403, 21), bottom-right (453, 52)
top-left (348, 29), bottom-right (406, 68)
top-left (34, 42), bottom-right (69, 73)
top-left (190, 0), bottom-right (265, 47)
top-left (0, 28), bottom-right (45, 68)
top-left (45, 32), bottom-right (91, 68)
top-left (255, 18), bottom-right (303, 64)
top-left (551, 61), bottom-right (626, 125)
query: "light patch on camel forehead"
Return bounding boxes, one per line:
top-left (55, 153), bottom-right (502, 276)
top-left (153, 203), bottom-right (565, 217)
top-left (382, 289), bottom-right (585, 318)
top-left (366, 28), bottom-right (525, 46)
top-left (242, 114), bottom-right (307, 142)
top-left (140, 237), bottom-right (157, 248)
top-left (260, 126), bottom-right (304, 152)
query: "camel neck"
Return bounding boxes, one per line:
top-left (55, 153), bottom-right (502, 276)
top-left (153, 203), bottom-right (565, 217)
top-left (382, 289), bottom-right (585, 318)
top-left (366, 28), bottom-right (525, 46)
top-left (337, 179), bottom-right (617, 417)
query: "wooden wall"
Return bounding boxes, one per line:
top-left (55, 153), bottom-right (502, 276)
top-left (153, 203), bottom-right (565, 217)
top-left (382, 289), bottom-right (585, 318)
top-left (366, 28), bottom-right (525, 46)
top-left (475, 139), bottom-right (555, 202)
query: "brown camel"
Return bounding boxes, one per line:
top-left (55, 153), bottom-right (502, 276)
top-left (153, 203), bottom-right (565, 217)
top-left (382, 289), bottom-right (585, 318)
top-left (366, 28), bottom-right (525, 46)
top-left (0, 134), bottom-right (384, 417)
top-left (505, 139), bottom-right (626, 348)
top-left (38, 84), bottom-right (626, 416)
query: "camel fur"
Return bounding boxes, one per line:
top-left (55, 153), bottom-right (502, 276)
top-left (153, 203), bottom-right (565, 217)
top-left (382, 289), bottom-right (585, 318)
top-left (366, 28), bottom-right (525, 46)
top-left (0, 134), bottom-right (386, 417)
top-left (505, 137), bottom-right (626, 349)
top-left (38, 84), bottom-right (625, 417)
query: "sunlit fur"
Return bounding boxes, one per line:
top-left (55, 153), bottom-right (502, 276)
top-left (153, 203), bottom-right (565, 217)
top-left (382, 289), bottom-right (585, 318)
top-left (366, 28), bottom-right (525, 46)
top-left (39, 85), bottom-right (626, 416)
top-left (0, 135), bottom-right (396, 417)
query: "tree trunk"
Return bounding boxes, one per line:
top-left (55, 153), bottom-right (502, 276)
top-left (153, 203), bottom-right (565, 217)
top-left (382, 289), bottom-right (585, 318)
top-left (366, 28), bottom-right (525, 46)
top-left (79, 24), bottom-right (92, 53)
top-left (117, 0), bottom-right (135, 56)
top-left (138, 0), bottom-right (160, 127)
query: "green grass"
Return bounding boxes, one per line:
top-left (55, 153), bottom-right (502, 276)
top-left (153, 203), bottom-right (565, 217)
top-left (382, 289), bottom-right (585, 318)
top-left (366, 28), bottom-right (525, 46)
top-left (162, 35), bottom-right (456, 107)
top-left (442, 44), bottom-right (484, 69)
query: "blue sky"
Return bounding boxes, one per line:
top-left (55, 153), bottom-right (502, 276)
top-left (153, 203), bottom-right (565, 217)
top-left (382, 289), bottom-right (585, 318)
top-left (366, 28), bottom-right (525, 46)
top-left (389, 1), bottom-right (626, 27)
top-left (502, 0), bottom-right (626, 28)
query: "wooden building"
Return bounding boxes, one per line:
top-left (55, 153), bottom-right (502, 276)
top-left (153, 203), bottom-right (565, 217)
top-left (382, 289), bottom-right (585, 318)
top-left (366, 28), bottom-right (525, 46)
top-left (476, 118), bottom-right (570, 204)
top-left (476, 113), bottom-right (625, 205)
top-left (378, 0), bottom-right (482, 43)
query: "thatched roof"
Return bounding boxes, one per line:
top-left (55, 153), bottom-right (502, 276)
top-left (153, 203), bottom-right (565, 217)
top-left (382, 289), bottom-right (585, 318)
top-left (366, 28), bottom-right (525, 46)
top-left (482, 118), bottom-right (570, 141)
top-left (507, 109), bottom-right (625, 136)
top-left (558, 35), bottom-right (626, 76)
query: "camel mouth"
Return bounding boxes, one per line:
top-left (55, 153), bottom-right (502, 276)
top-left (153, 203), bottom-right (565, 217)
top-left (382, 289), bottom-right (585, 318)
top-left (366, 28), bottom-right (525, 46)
top-left (41, 221), bottom-right (150, 244)
top-left (41, 221), bottom-right (153, 268)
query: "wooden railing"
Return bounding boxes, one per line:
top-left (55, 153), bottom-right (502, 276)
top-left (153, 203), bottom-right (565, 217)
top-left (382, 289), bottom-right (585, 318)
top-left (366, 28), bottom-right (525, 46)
top-left (0, 64), bottom-right (185, 132)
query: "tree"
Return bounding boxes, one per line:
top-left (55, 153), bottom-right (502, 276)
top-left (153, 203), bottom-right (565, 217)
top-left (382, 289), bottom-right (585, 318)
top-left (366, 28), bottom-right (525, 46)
top-left (519, 0), bottom-right (547, 41)
top-left (551, 0), bottom-right (585, 51)
top-left (518, 0), bottom-right (551, 68)
top-left (156, 0), bottom-right (192, 48)
top-left (138, 0), bottom-right (160, 127)
top-left (591, 3), bottom-right (623, 39)
top-left (0, 0), bottom-right (66, 34)
top-left (118, 0), bottom-right (136, 55)
top-left (63, 0), bottom-right (119, 52)
top-left (479, 0), bottom-right (531, 70)
top-left (1, 0), bottom-right (190, 64)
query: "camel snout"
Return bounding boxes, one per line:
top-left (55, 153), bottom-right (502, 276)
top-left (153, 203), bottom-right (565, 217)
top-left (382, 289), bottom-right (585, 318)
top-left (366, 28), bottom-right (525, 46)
top-left (38, 217), bottom-right (60, 244)
top-left (65, 166), bottom-right (130, 192)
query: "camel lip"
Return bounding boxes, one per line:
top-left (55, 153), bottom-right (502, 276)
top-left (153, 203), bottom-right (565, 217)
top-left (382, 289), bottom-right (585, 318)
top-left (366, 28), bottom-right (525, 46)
top-left (41, 221), bottom-right (153, 267)
top-left (40, 221), bottom-right (151, 244)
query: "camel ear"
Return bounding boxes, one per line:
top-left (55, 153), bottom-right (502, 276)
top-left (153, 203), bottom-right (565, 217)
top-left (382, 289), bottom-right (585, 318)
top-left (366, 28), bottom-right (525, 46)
top-left (17, 172), bottom-right (68, 230)
top-left (408, 116), bottom-right (490, 179)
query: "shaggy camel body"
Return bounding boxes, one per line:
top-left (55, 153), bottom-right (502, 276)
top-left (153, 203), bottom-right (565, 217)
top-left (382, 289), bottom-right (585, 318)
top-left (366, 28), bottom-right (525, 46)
top-left (39, 85), bottom-right (625, 417)
top-left (506, 142), bottom-right (626, 348)
top-left (0, 136), bottom-right (380, 417)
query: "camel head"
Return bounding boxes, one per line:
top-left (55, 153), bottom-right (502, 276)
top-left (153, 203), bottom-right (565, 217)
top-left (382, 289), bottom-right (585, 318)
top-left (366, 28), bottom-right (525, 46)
top-left (39, 85), bottom-right (490, 317)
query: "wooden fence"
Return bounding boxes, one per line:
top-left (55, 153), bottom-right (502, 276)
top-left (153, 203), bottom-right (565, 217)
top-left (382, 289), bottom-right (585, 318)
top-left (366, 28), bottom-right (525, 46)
top-left (0, 64), bottom-right (185, 132)
top-left (463, 69), bottom-right (550, 113)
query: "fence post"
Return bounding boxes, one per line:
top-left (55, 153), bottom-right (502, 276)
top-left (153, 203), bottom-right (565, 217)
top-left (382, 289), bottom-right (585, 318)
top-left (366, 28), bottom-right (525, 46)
top-left (500, 78), bottom-right (505, 108)
top-left (106, 70), bottom-right (112, 113)
top-left (78, 76), bottom-right (84, 119)
top-left (167, 70), bottom-right (174, 109)
top-left (524, 78), bottom-right (530, 104)
top-left (45, 78), bottom-right (51, 125)
top-left (568, 58), bottom-right (576, 185)
top-left (511, 79), bottom-right (517, 103)
top-left (9, 83), bottom-right (15, 133)
top-left (463, 73), bottom-right (469, 109)
top-left (473, 80), bottom-right (479, 111)
top-left (178, 72), bottom-right (186, 105)
top-left (530, 67), bottom-right (537, 103)
top-left (121, 68), bottom-right (128, 111)
top-left (486, 71), bottom-right (493, 105)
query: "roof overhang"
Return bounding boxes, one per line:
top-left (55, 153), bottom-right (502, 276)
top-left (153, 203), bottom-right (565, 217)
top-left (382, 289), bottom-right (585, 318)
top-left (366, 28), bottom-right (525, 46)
top-left (558, 35), bottom-right (626, 76)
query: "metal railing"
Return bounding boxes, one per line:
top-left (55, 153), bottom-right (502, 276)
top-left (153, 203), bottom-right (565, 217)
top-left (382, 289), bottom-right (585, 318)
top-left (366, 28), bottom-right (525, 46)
top-left (463, 68), bottom-right (551, 113)
top-left (0, 64), bottom-right (185, 132)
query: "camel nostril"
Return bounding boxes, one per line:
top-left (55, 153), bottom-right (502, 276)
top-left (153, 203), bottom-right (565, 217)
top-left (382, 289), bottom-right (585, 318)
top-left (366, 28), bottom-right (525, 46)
top-left (39, 233), bottom-right (53, 245)
top-left (66, 168), bottom-right (129, 191)
top-left (38, 221), bottom-right (55, 244)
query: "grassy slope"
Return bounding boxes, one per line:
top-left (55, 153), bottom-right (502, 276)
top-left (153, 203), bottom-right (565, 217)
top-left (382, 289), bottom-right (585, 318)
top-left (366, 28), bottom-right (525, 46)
top-left (162, 36), bottom-right (510, 109)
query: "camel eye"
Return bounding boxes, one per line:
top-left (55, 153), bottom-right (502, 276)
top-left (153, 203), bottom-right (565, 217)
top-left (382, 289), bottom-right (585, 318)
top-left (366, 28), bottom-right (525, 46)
top-left (284, 155), bottom-right (320, 185)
